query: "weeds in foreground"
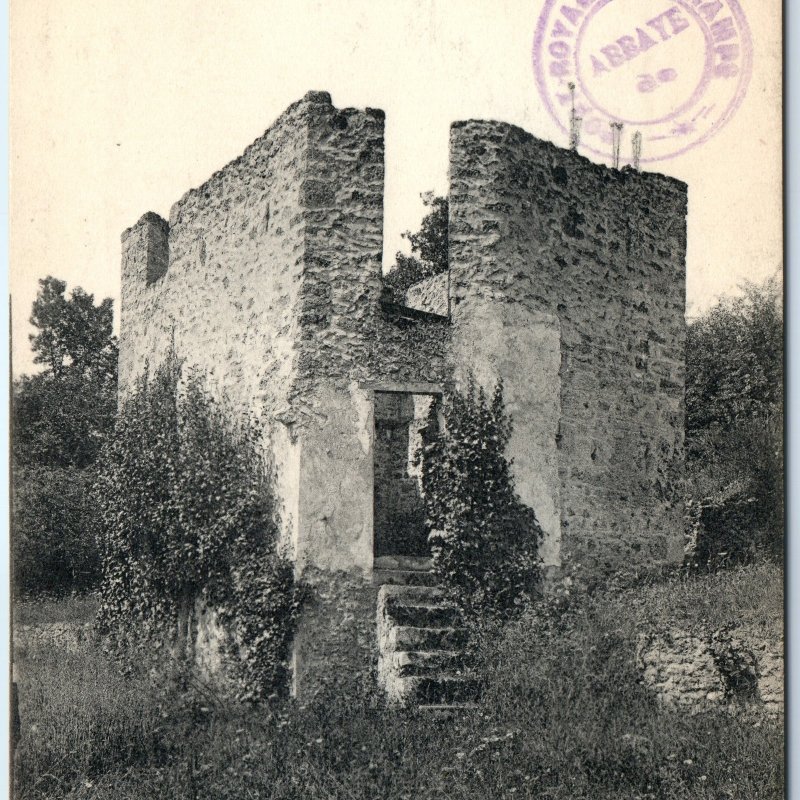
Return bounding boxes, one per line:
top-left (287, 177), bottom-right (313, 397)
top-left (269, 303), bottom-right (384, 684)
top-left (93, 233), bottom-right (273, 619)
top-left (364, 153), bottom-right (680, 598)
top-left (13, 562), bottom-right (783, 800)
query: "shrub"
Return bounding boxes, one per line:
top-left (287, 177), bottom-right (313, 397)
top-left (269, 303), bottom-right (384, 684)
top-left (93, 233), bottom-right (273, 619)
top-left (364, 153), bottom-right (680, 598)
top-left (684, 276), bottom-right (783, 568)
top-left (11, 275), bottom-right (117, 598)
top-left (93, 353), bottom-right (302, 700)
top-left (420, 377), bottom-right (543, 617)
top-left (12, 465), bottom-right (100, 597)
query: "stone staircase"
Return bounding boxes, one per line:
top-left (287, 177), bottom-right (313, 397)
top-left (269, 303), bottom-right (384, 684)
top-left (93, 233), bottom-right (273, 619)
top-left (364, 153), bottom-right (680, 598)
top-left (376, 584), bottom-right (479, 709)
top-left (372, 555), bottom-right (438, 587)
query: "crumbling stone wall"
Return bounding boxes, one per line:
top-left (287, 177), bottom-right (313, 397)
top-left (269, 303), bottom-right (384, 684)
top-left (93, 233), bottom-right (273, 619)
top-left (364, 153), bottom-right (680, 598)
top-left (404, 273), bottom-right (448, 316)
top-left (286, 95), bottom-right (451, 580)
top-left (448, 121), bottom-right (687, 573)
top-left (119, 93), bottom-right (317, 551)
top-left (291, 569), bottom-right (379, 700)
top-left (119, 95), bottom-right (311, 418)
top-left (119, 92), bottom-right (451, 698)
top-left (636, 625), bottom-right (784, 715)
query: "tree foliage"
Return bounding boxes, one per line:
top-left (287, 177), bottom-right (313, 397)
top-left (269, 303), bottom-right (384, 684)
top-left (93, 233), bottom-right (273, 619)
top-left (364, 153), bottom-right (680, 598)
top-left (12, 466), bottom-right (101, 597)
top-left (94, 354), bottom-right (302, 700)
top-left (29, 276), bottom-right (117, 377)
top-left (684, 276), bottom-right (783, 567)
top-left (13, 276), bottom-right (117, 469)
top-left (420, 377), bottom-right (543, 617)
top-left (686, 277), bottom-right (782, 437)
top-left (384, 193), bottom-right (448, 302)
top-left (12, 276), bottom-right (117, 597)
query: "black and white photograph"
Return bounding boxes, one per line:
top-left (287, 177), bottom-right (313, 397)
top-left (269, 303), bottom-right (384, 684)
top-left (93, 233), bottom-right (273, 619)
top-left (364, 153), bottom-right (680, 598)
top-left (8, 1), bottom-right (784, 797)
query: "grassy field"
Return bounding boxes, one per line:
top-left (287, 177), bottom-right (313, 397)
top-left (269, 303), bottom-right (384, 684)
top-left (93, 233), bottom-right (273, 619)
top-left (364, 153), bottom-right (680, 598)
top-left (13, 562), bottom-right (783, 800)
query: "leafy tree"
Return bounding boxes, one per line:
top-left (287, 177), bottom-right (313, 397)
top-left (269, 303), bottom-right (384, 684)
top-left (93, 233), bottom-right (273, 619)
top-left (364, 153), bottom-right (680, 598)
top-left (420, 377), bottom-right (543, 617)
top-left (12, 467), bottom-right (100, 596)
top-left (384, 193), bottom-right (448, 302)
top-left (29, 276), bottom-right (116, 376)
top-left (11, 276), bottom-right (117, 596)
top-left (684, 276), bottom-right (783, 567)
top-left (686, 276), bottom-right (782, 438)
top-left (13, 276), bottom-right (117, 469)
top-left (94, 354), bottom-right (302, 700)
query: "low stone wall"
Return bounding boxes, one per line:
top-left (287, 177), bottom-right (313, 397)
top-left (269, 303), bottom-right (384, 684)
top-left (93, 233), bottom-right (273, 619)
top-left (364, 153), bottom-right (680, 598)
top-left (14, 622), bottom-right (94, 654)
top-left (636, 624), bottom-right (783, 715)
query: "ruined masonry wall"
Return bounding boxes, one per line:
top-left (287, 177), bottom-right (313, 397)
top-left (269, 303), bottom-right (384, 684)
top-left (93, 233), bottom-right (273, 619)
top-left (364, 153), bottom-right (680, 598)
top-left (449, 121), bottom-right (687, 572)
top-left (119, 95), bottom-right (312, 417)
top-left (291, 96), bottom-right (450, 579)
top-left (119, 91), bottom-right (452, 699)
top-left (118, 91), bottom-right (691, 698)
top-left (637, 625), bottom-right (784, 715)
top-left (404, 273), bottom-right (449, 316)
top-left (118, 94), bottom-right (321, 545)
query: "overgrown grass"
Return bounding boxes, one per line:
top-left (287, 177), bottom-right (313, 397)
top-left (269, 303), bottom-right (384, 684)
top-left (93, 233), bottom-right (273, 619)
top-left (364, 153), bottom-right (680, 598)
top-left (602, 559), bottom-right (783, 634)
top-left (13, 640), bottom-right (166, 797)
top-left (13, 562), bottom-right (783, 800)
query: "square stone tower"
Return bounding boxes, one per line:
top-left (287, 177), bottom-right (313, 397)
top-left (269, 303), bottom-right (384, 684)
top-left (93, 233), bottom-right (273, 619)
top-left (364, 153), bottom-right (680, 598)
top-left (119, 92), bottom-right (687, 697)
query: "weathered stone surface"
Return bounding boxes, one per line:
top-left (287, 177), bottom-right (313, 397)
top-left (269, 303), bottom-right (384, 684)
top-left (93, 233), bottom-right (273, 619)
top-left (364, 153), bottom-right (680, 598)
top-left (451, 297), bottom-right (562, 566)
top-left (636, 625), bottom-right (784, 715)
top-left (293, 568), bottom-right (378, 699)
top-left (636, 629), bottom-right (725, 711)
top-left (723, 625), bottom-right (784, 714)
top-left (377, 584), bottom-right (473, 707)
top-left (405, 273), bottom-right (448, 316)
top-left (449, 121), bottom-right (687, 574)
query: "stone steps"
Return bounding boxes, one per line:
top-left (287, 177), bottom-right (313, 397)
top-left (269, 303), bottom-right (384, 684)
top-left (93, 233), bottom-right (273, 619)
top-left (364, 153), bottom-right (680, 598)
top-left (372, 569), bottom-right (439, 587)
top-left (372, 557), bottom-right (437, 587)
top-left (377, 583), bottom-right (477, 709)
top-left (385, 649), bottom-right (465, 677)
top-left (385, 625), bottom-right (468, 652)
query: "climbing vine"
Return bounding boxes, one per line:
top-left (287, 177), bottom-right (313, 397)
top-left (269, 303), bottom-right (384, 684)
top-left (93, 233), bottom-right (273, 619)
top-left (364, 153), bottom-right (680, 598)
top-left (420, 376), bottom-right (543, 617)
top-left (93, 352), bottom-right (302, 701)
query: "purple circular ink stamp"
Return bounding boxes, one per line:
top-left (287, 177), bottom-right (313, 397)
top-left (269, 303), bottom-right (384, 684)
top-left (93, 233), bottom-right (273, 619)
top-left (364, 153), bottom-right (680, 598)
top-left (533, 0), bottom-right (752, 164)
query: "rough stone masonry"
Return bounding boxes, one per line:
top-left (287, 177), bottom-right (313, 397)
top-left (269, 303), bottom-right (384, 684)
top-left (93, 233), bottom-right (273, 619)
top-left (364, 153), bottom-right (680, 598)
top-left (119, 91), bottom-right (687, 697)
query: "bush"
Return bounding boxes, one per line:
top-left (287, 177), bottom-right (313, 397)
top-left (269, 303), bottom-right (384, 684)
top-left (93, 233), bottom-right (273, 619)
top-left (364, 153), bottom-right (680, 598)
top-left (685, 277), bottom-right (783, 568)
top-left (12, 465), bottom-right (100, 597)
top-left (421, 377), bottom-right (543, 617)
top-left (93, 354), bottom-right (302, 700)
top-left (11, 275), bottom-right (117, 598)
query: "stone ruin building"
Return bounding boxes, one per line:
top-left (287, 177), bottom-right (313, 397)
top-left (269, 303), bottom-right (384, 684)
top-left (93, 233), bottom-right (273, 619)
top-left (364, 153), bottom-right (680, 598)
top-left (119, 91), bottom-right (687, 704)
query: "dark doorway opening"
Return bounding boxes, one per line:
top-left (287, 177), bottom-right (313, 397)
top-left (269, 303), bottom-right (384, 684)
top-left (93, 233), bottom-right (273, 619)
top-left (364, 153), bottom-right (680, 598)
top-left (373, 391), bottom-right (439, 559)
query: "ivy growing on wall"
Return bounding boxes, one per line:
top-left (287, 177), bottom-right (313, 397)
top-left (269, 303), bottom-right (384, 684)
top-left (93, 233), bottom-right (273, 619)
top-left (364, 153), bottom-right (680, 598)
top-left (93, 352), bottom-right (302, 701)
top-left (420, 376), bottom-right (543, 617)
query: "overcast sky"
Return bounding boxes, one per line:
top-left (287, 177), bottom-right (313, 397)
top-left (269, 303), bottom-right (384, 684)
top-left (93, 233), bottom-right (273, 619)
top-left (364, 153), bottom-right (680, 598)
top-left (10, 0), bottom-right (782, 376)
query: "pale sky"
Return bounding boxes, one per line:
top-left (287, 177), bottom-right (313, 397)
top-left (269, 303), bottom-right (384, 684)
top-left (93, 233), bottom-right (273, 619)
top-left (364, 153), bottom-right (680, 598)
top-left (10, 0), bottom-right (782, 376)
